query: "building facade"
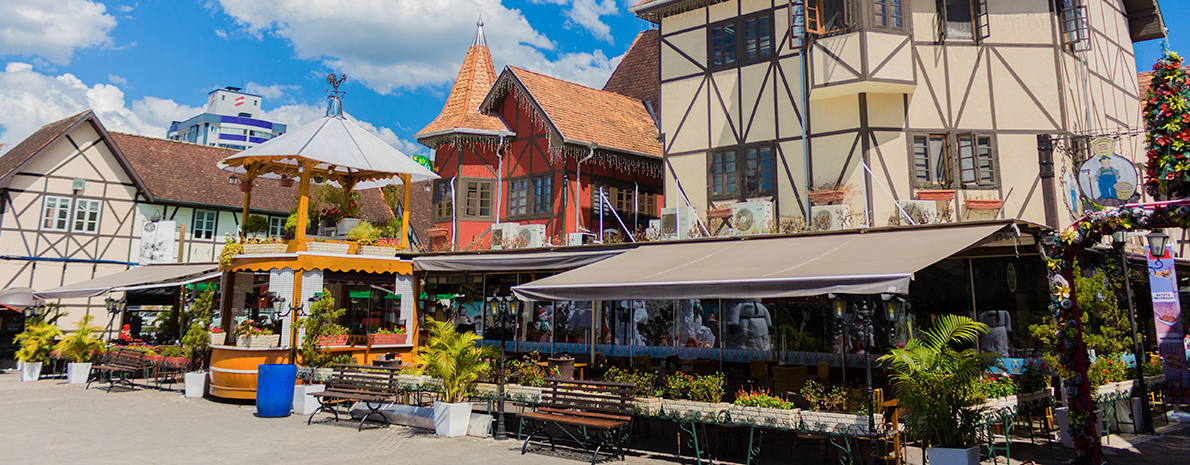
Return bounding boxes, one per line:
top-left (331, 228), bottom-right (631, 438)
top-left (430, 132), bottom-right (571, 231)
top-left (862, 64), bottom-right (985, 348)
top-left (168, 87), bottom-right (288, 150)
top-left (632, 0), bottom-right (1164, 233)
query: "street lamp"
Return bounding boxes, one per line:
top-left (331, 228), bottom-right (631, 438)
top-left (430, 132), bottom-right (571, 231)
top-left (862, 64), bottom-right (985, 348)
top-left (834, 296), bottom-right (899, 465)
top-left (485, 292), bottom-right (520, 441)
top-left (1147, 229), bottom-right (1169, 260)
top-left (1113, 232), bottom-right (1155, 433)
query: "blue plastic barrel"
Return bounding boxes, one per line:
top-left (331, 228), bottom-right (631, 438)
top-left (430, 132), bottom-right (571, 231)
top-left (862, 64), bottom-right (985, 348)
top-left (256, 363), bottom-right (297, 417)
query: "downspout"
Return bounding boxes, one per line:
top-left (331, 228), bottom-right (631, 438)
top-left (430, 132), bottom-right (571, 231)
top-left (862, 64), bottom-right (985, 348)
top-left (450, 176), bottom-right (458, 251)
top-left (496, 136), bottom-right (505, 224)
top-left (575, 146), bottom-right (596, 232)
top-left (801, 20), bottom-right (813, 219)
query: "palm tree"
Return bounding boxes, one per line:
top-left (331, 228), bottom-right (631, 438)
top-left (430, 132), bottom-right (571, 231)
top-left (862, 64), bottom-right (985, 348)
top-left (416, 319), bottom-right (498, 404)
top-left (878, 314), bottom-right (999, 448)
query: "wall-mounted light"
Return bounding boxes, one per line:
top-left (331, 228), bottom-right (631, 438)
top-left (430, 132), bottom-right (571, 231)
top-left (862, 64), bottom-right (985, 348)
top-left (1147, 229), bottom-right (1169, 258)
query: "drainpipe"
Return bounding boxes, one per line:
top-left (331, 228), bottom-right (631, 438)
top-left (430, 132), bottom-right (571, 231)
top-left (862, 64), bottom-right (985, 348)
top-left (496, 136), bottom-right (505, 224)
top-left (575, 146), bottom-right (596, 233)
top-left (450, 176), bottom-right (458, 251)
top-left (801, 19), bottom-right (812, 219)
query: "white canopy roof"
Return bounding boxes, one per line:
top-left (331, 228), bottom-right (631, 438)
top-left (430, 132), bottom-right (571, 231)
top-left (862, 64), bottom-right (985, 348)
top-left (34, 263), bottom-right (217, 300)
top-left (219, 114), bottom-right (439, 187)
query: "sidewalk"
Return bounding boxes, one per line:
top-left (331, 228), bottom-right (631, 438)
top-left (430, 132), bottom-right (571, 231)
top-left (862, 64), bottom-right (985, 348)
top-left (2, 370), bottom-right (1187, 464)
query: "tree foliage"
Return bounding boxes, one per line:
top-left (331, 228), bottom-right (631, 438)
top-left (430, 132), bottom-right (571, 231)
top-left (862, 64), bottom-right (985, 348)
top-left (416, 319), bottom-right (497, 404)
top-left (298, 289), bottom-right (348, 368)
top-left (54, 314), bottom-right (104, 363)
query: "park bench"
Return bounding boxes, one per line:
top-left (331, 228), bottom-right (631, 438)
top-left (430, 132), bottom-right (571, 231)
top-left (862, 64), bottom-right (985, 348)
top-left (307, 364), bottom-right (401, 431)
top-left (87, 346), bottom-right (149, 392)
top-left (520, 377), bottom-right (635, 465)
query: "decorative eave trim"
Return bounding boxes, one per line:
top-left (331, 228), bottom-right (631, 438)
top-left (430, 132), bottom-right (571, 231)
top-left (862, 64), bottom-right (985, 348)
top-left (632, 0), bottom-right (729, 23)
top-left (480, 68), bottom-right (561, 138)
top-left (415, 128), bottom-right (515, 149)
top-left (552, 142), bottom-right (664, 178)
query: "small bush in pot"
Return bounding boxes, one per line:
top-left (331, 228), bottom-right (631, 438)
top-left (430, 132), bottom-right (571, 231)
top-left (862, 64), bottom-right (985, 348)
top-left (416, 319), bottom-right (498, 437)
top-left (54, 315), bottom-right (104, 384)
top-left (298, 289), bottom-right (348, 367)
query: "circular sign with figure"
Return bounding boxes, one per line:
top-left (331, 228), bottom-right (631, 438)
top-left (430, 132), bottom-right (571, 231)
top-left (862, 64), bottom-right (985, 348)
top-left (1077, 137), bottom-right (1140, 210)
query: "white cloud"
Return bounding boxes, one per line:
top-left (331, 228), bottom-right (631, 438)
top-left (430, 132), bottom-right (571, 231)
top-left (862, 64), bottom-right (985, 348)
top-left (0, 63), bottom-right (426, 158)
top-left (215, 28), bottom-right (229, 40)
top-left (245, 82), bottom-right (300, 101)
top-left (114, 4), bottom-right (135, 13)
top-left (214, 0), bottom-right (618, 92)
top-left (532, 0), bottom-right (620, 43)
top-left (108, 74), bottom-right (127, 85)
top-left (0, 0), bottom-right (118, 65)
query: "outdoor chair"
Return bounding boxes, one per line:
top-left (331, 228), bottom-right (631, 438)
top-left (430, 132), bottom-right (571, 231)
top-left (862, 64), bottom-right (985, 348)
top-left (772, 365), bottom-right (807, 399)
top-left (692, 359), bottom-right (715, 377)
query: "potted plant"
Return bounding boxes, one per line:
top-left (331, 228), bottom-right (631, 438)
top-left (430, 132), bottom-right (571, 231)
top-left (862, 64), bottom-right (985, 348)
top-left (234, 320), bottom-right (280, 347)
top-left (808, 182), bottom-right (849, 206)
top-left (207, 325), bottom-right (225, 346)
top-left (218, 238), bottom-right (244, 270)
top-left (915, 183), bottom-right (956, 201)
top-left (963, 192), bottom-right (1004, 220)
top-left (367, 327), bottom-right (406, 346)
top-left (54, 314), bottom-right (104, 385)
top-left (417, 318), bottom-right (498, 437)
top-left (306, 238), bottom-right (350, 254)
top-left (879, 315), bottom-right (999, 465)
top-left (731, 387), bottom-right (800, 428)
top-left (795, 380), bottom-right (881, 434)
top-left (299, 289), bottom-right (348, 369)
top-left (242, 236), bottom-right (287, 254)
top-left (15, 319), bottom-right (63, 382)
top-left (657, 372), bottom-right (729, 422)
top-left (605, 367), bottom-right (661, 415)
top-left (349, 222), bottom-right (397, 257)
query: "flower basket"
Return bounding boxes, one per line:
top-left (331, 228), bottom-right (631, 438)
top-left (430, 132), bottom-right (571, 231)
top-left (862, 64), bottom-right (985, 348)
top-left (632, 397), bottom-right (663, 416)
top-left (243, 243), bottom-right (288, 254)
top-left (367, 333), bottom-right (406, 345)
top-left (915, 189), bottom-right (956, 201)
top-left (729, 405), bottom-right (800, 428)
top-left (660, 399), bottom-right (730, 422)
top-left (306, 242), bottom-right (350, 254)
top-left (799, 410), bottom-right (883, 435)
top-left (357, 245), bottom-right (398, 257)
top-left (279, 177), bottom-right (294, 188)
top-left (236, 334), bottom-right (280, 348)
top-left (146, 354), bottom-right (165, 364)
top-left (316, 335), bottom-right (350, 347)
top-left (209, 333), bottom-right (226, 346)
top-left (809, 190), bottom-right (845, 206)
top-left (239, 183), bottom-right (252, 193)
top-left (964, 198), bottom-right (1003, 210)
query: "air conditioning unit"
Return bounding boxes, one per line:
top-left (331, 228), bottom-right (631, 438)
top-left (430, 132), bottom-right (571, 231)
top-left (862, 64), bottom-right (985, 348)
top-left (567, 232), bottom-right (592, 246)
top-left (490, 223), bottom-right (517, 249)
top-left (809, 205), bottom-right (852, 231)
top-left (516, 224), bottom-right (546, 248)
top-left (660, 206), bottom-right (695, 240)
top-left (898, 200), bottom-right (937, 224)
top-left (731, 200), bottom-right (774, 235)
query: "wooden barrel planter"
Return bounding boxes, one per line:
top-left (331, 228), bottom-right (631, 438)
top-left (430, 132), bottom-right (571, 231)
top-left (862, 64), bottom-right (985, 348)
top-left (209, 346), bottom-right (291, 400)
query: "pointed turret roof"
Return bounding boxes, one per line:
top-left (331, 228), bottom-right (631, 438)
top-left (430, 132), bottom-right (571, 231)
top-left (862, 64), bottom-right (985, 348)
top-left (417, 20), bottom-right (510, 147)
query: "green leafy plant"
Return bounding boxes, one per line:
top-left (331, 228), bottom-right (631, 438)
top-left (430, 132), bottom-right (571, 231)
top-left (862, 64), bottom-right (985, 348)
top-left (243, 214), bottom-right (270, 236)
top-left (15, 319), bottom-right (64, 363)
top-left (181, 288), bottom-right (217, 353)
top-left (799, 379), bottom-right (848, 412)
top-left (416, 319), bottom-right (498, 403)
top-left (299, 289), bottom-right (348, 368)
top-left (1015, 361), bottom-right (1050, 394)
top-left (734, 388), bottom-right (795, 409)
top-left (347, 221), bottom-right (380, 245)
top-left (1089, 355), bottom-right (1131, 386)
top-left (660, 372), bottom-right (725, 403)
top-left (879, 314), bottom-right (999, 449)
top-left (974, 374), bottom-right (1018, 399)
top-left (53, 314), bottom-right (104, 363)
top-left (330, 354), bottom-right (354, 366)
top-left (219, 238), bottom-right (243, 270)
top-left (604, 366), bottom-right (658, 398)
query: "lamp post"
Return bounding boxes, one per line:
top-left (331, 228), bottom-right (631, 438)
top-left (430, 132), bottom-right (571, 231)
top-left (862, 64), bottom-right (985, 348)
top-left (834, 296), bottom-right (900, 465)
top-left (485, 292), bottom-right (519, 441)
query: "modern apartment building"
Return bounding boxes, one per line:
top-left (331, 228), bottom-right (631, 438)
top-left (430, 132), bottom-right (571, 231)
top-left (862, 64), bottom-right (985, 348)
top-left (168, 87), bottom-right (288, 150)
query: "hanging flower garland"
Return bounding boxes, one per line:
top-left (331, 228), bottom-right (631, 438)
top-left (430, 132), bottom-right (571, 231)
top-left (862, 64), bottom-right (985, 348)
top-left (1143, 49), bottom-right (1190, 198)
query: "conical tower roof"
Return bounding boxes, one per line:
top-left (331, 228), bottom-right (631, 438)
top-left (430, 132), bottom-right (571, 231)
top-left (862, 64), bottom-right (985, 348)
top-left (416, 20), bottom-right (509, 146)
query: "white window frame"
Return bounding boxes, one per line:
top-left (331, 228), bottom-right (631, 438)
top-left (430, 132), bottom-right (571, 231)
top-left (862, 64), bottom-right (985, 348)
top-left (193, 210), bottom-right (217, 240)
top-left (41, 196), bottom-right (72, 231)
top-left (71, 199), bottom-right (102, 233)
top-left (268, 216), bottom-right (286, 236)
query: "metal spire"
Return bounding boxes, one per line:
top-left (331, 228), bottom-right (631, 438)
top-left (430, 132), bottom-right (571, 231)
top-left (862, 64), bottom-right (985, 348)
top-left (474, 14), bottom-right (486, 47)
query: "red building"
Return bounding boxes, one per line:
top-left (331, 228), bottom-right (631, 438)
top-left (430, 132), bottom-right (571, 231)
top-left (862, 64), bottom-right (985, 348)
top-left (416, 24), bottom-right (663, 251)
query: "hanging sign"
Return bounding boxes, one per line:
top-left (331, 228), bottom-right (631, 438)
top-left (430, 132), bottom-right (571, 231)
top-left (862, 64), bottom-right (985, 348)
top-left (1076, 137), bottom-right (1140, 212)
top-left (1146, 244), bottom-right (1190, 400)
top-left (139, 220), bottom-right (176, 264)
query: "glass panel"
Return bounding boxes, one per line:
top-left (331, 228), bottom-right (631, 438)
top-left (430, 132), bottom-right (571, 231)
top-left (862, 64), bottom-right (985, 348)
top-left (725, 152), bottom-right (737, 194)
top-left (977, 137), bottom-right (994, 185)
top-left (930, 136), bottom-right (947, 183)
top-left (711, 27), bottom-right (724, 67)
top-left (745, 18), bottom-right (758, 60)
top-left (759, 147), bottom-right (773, 192)
top-left (913, 136), bottom-right (929, 182)
top-left (723, 23), bottom-right (736, 64)
top-left (758, 16), bottom-right (771, 57)
top-left (946, 0), bottom-right (975, 40)
top-left (958, 135), bottom-right (975, 183)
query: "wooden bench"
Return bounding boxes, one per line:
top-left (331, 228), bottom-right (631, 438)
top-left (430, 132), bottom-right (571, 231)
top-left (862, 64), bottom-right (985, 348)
top-left (87, 346), bottom-right (149, 392)
top-left (520, 377), bottom-right (635, 465)
top-left (307, 364), bottom-right (401, 431)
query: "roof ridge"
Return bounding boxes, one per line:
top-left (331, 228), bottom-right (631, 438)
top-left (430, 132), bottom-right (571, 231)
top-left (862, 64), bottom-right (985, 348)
top-left (510, 66), bottom-right (647, 104)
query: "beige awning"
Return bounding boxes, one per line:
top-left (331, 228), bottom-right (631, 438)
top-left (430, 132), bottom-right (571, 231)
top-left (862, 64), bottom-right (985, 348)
top-left (414, 248), bottom-right (630, 273)
top-left (513, 223), bottom-right (1009, 301)
top-left (34, 263), bottom-right (218, 300)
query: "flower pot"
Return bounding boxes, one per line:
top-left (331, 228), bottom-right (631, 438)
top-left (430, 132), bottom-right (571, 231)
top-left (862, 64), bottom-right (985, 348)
top-left (632, 397), bottom-right (663, 416)
top-left (237, 334), bottom-right (281, 348)
top-left (185, 371), bottom-right (207, 398)
top-left (800, 410), bottom-right (883, 434)
top-left (293, 383), bottom-right (326, 414)
top-left (336, 218), bottom-right (362, 235)
top-left (926, 446), bottom-right (980, 465)
top-left (1055, 407), bottom-right (1105, 449)
top-left (67, 362), bottom-right (91, 385)
top-left (660, 399), bottom-right (729, 422)
top-left (209, 333), bottom-right (226, 346)
top-left (306, 242), bottom-right (350, 254)
top-left (729, 405), bottom-right (800, 428)
top-left (809, 190), bottom-right (845, 206)
top-left (279, 177), bottom-right (294, 188)
top-left (915, 189), bottom-right (956, 201)
top-left (357, 245), bottom-right (398, 257)
top-left (20, 361), bottom-right (42, 382)
top-left (239, 183), bottom-right (252, 193)
top-left (367, 333), bottom-right (406, 346)
top-left (433, 401), bottom-right (473, 437)
top-left (243, 243), bottom-right (288, 254)
top-left (963, 198), bottom-right (1004, 220)
top-left (317, 335), bottom-right (349, 347)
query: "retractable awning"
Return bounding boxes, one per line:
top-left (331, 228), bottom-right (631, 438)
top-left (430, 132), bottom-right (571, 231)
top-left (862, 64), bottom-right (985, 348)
top-left (413, 248), bottom-right (630, 273)
top-left (34, 263), bottom-right (218, 300)
top-left (513, 223), bottom-right (1009, 302)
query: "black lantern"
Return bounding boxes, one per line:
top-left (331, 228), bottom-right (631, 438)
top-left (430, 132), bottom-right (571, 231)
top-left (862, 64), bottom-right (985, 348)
top-left (880, 294), bottom-right (903, 322)
top-left (831, 296), bottom-right (847, 320)
top-left (1147, 229), bottom-right (1169, 257)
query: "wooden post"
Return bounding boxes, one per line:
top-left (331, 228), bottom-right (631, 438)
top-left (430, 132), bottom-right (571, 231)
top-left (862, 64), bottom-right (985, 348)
top-left (295, 162), bottom-right (311, 249)
top-left (177, 223), bottom-right (186, 263)
top-left (240, 163), bottom-right (258, 240)
top-left (291, 271), bottom-right (304, 362)
top-left (400, 174), bottom-right (412, 251)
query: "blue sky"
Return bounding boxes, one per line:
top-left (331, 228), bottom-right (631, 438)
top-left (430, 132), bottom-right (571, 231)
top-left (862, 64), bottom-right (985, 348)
top-left (0, 0), bottom-right (654, 155)
top-left (0, 1), bottom-right (1183, 156)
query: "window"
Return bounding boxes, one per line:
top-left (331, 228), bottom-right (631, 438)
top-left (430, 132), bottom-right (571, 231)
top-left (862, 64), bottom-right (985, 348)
top-left (911, 133), bottom-right (996, 188)
top-left (433, 180), bottom-right (453, 220)
top-left (508, 179), bottom-right (529, 217)
top-left (710, 145), bottom-right (776, 200)
top-left (873, 0), bottom-right (903, 28)
top-left (591, 182), bottom-right (659, 220)
top-left (912, 135), bottom-right (949, 186)
top-left (41, 196), bottom-right (72, 231)
top-left (938, 0), bottom-right (989, 41)
top-left (268, 217), bottom-right (286, 236)
top-left (193, 210), bottom-right (217, 240)
top-left (957, 134), bottom-right (995, 187)
top-left (72, 199), bottom-right (101, 233)
top-left (1058, 0), bottom-right (1087, 51)
top-left (532, 176), bottom-right (553, 215)
top-left (462, 179), bottom-right (494, 219)
top-left (806, 0), bottom-right (849, 34)
top-left (709, 12), bottom-right (774, 69)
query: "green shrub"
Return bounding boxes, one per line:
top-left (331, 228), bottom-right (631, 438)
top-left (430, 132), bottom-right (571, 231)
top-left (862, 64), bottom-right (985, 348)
top-left (299, 289), bottom-right (348, 368)
top-left (799, 379), bottom-right (849, 412)
top-left (15, 320), bottom-right (63, 363)
top-left (604, 366), bottom-right (658, 398)
top-left (54, 314), bottom-right (104, 363)
top-left (243, 214), bottom-right (269, 236)
top-left (734, 388), bottom-right (795, 409)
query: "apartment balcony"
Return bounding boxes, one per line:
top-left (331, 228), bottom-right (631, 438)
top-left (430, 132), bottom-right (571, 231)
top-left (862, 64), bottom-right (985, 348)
top-left (809, 30), bottom-right (915, 101)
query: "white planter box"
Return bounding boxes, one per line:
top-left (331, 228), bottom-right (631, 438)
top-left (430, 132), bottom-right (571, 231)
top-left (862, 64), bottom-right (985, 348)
top-left (185, 371), bottom-right (207, 398)
top-left (729, 405), bottom-right (800, 428)
top-left (209, 333), bottom-right (226, 346)
top-left (306, 242), bottom-right (350, 254)
top-left (20, 361), bottom-right (42, 382)
top-left (926, 446), bottom-right (980, 465)
top-left (660, 399), bottom-right (729, 422)
top-left (67, 362), bottom-right (91, 385)
top-left (433, 401), bottom-right (472, 437)
top-left (294, 384), bottom-right (326, 415)
top-left (243, 243), bottom-right (287, 254)
top-left (1055, 407), bottom-right (1105, 448)
top-left (506, 385), bottom-right (543, 401)
top-left (236, 334), bottom-right (281, 348)
top-left (800, 410), bottom-right (883, 435)
top-left (474, 383), bottom-right (498, 398)
top-left (357, 245), bottom-right (397, 257)
top-left (632, 397), bottom-right (662, 416)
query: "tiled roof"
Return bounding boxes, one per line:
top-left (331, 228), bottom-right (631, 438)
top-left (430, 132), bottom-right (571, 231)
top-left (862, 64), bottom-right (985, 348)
top-left (497, 67), bottom-right (662, 159)
top-left (604, 29), bottom-right (661, 112)
top-left (405, 180), bottom-right (433, 250)
top-left (416, 44), bottom-right (508, 143)
top-left (0, 110), bottom-right (92, 188)
top-left (110, 132), bottom-right (390, 221)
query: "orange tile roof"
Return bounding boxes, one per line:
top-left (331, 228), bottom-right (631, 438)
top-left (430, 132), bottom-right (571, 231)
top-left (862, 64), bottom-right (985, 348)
top-left (604, 30), bottom-right (661, 111)
top-left (493, 67), bottom-right (662, 159)
top-left (416, 44), bottom-right (508, 143)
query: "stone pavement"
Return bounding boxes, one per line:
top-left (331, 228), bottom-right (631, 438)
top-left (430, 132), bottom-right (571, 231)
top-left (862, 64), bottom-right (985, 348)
top-left (2, 370), bottom-right (1188, 465)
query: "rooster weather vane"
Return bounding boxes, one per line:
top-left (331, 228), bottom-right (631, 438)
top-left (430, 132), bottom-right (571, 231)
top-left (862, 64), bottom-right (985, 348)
top-left (325, 73), bottom-right (347, 117)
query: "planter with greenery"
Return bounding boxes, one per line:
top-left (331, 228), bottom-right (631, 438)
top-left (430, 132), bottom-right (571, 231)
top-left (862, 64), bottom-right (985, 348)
top-left (242, 237), bottom-right (287, 254)
top-left (298, 290), bottom-right (348, 368)
top-left (367, 327), bottom-right (406, 345)
top-left (879, 315), bottom-right (998, 465)
top-left (656, 372), bottom-right (728, 422)
top-left (796, 380), bottom-right (882, 434)
top-left (234, 320), bottom-right (279, 347)
top-left (349, 222), bottom-right (397, 256)
top-left (604, 367), bottom-right (661, 415)
top-left (15, 318), bottom-right (63, 382)
top-left (54, 314), bottom-right (104, 384)
top-left (218, 238), bottom-right (244, 270)
top-left (730, 387), bottom-right (799, 428)
top-left (417, 319), bottom-right (497, 437)
top-left (306, 240), bottom-right (350, 254)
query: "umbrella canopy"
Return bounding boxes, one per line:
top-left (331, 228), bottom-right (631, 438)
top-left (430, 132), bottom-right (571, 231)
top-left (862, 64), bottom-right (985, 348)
top-left (219, 112), bottom-right (439, 187)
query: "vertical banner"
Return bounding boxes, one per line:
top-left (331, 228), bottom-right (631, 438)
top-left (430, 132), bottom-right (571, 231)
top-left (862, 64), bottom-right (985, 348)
top-left (139, 220), bottom-right (176, 264)
top-left (1146, 244), bottom-right (1190, 400)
